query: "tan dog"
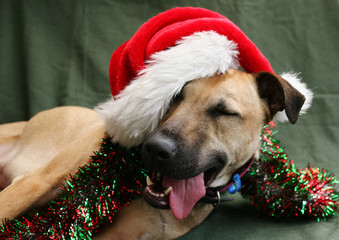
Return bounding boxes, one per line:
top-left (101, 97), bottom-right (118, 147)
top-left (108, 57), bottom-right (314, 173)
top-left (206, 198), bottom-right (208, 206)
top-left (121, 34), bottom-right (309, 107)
top-left (0, 69), bottom-right (305, 239)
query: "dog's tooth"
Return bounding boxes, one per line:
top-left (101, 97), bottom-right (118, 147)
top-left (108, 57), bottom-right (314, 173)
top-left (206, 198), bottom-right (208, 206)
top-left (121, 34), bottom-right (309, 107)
top-left (156, 172), bottom-right (161, 180)
top-left (164, 186), bottom-right (172, 195)
top-left (160, 193), bottom-right (165, 198)
top-left (145, 186), bottom-right (151, 194)
top-left (146, 176), bottom-right (154, 186)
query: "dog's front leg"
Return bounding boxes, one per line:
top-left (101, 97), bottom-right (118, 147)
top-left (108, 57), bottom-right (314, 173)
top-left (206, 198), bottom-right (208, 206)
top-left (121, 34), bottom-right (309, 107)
top-left (0, 172), bottom-right (59, 220)
top-left (94, 198), bottom-right (214, 240)
top-left (0, 125), bottom-right (105, 221)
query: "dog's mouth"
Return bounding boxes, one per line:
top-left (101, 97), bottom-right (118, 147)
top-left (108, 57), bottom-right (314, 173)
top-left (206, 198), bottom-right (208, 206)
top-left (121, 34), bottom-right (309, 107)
top-left (143, 168), bottom-right (218, 220)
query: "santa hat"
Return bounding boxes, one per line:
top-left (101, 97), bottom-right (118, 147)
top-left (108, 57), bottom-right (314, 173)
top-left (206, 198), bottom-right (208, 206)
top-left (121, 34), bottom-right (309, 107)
top-left (96, 7), bottom-right (313, 148)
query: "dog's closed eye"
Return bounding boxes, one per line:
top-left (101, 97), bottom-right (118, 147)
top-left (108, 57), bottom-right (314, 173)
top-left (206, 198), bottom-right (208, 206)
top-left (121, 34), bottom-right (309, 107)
top-left (207, 101), bottom-right (240, 118)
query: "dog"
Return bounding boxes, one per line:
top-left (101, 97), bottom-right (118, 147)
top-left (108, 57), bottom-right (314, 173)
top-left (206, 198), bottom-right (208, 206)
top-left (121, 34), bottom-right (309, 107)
top-left (0, 69), bottom-right (305, 239)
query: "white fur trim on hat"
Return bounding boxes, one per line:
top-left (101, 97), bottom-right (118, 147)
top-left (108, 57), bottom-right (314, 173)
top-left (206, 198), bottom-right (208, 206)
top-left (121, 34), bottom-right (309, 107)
top-left (274, 72), bottom-right (314, 123)
top-left (95, 31), bottom-right (239, 148)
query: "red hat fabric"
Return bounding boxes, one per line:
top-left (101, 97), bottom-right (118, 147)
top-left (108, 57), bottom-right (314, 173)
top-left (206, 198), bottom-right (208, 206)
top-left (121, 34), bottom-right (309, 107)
top-left (109, 7), bottom-right (274, 97)
top-left (96, 7), bottom-right (312, 148)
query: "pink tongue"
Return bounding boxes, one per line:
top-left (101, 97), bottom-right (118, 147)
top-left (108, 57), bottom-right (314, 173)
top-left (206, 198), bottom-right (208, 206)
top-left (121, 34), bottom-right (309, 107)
top-left (162, 173), bottom-right (206, 220)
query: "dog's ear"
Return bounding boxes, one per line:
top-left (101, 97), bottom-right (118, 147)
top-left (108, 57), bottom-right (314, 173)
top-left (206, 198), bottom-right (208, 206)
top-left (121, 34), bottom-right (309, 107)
top-left (255, 72), bottom-right (306, 124)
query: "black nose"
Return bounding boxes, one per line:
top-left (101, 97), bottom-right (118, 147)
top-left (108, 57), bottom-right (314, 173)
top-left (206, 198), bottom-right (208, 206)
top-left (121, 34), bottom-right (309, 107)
top-left (142, 135), bottom-right (177, 167)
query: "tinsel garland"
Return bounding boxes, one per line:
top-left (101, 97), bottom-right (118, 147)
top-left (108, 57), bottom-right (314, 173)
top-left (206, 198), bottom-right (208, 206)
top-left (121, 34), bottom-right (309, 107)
top-left (241, 123), bottom-right (339, 221)
top-left (1, 126), bottom-right (338, 238)
top-left (0, 136), bottom-right (148, 239)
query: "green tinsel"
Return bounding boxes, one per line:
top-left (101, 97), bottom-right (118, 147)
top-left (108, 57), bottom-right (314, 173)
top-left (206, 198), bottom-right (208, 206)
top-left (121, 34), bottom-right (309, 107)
top-left (241, 123), bottom-right (339, 220)
top-left (0, 136), bottom-right (148, 239)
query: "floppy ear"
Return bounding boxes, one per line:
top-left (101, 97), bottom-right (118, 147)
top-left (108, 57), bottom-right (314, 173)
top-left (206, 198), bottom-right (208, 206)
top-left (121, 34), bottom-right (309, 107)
top-left (255, 72), bottom-right (306, 124)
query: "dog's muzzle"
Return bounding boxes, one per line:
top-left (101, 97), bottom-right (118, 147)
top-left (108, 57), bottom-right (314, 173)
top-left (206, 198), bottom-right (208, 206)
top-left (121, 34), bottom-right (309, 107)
top-left (141, 131), bottom-right (255, 216)
top-left (141, 131), bottom-right (224, 179)
top-left (140, 132), bottom-right (234, 220)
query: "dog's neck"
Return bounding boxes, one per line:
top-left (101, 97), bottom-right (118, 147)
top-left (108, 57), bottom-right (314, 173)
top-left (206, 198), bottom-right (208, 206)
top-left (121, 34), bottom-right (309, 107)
top-left (201, 157), bottom-right (255, 206)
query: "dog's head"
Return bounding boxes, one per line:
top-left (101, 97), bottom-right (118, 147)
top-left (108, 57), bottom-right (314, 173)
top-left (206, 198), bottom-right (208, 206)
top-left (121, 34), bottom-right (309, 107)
top-left (141, 69), bottom-right (305, 220)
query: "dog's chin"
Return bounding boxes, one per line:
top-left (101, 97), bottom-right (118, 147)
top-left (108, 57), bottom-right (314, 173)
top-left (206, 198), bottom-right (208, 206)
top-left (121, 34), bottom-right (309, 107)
top-left (143, 167), bottom-right (219, 210)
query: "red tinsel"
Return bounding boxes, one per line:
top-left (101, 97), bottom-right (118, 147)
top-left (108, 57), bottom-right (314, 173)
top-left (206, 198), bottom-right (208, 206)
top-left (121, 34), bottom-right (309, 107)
top-left (241, 123), bottom-right (339, 220)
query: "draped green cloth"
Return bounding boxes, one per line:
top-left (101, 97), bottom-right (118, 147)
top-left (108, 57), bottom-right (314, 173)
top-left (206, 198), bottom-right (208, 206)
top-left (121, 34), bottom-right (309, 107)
top-left (1, 0), bottom-right (338, 239)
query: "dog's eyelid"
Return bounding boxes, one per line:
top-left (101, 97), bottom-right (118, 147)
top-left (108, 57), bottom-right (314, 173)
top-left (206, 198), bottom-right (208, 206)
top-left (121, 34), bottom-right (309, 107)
top-left (221, 110), bottom-right (241, 117)
top-left (224, 111), bottom-right (240, 116)
top-left (207, 102), bottom-right (240, 118)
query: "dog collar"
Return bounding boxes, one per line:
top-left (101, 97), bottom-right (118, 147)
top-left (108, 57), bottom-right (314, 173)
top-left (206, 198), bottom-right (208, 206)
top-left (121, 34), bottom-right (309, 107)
top-left (202, 157), bottom-right (255, 207)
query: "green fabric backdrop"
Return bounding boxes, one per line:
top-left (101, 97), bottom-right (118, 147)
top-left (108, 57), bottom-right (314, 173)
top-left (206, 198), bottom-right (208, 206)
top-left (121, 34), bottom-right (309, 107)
top-left (1, 0), bottom-right (338, 239)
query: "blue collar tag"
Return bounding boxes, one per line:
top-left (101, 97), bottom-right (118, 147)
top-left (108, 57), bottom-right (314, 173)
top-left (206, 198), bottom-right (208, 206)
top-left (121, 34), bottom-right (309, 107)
top-left (227, 173), bottom-right (241, 194)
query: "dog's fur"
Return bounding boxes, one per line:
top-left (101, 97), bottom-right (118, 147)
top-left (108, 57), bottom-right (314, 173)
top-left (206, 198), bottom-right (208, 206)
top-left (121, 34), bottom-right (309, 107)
top-left (0, 69), bottom-right (305, 239)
